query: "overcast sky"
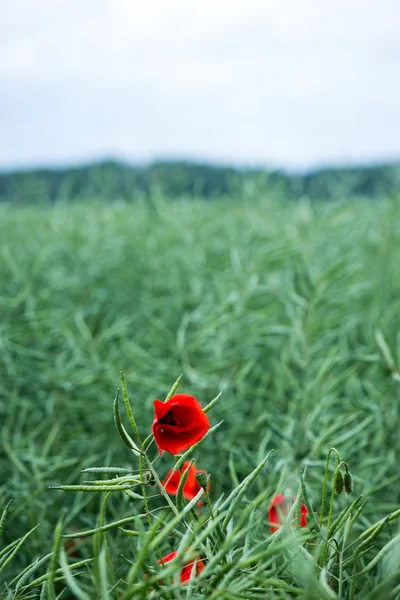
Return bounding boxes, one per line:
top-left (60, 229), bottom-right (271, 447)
top-left (1, 0), bottom-right (400, 171)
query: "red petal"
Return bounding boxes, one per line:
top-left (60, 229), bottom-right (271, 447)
top-left (153, 399), bottom-right (170, 420)
top-left (268, 494), bottom-right (288, 533)
top-left (269, 494), bottom-right (286, 508)
top-left (268, 495), bottom-right (308, 533)
top-left (152, 395), bottom-right (210, 455)
top-left (180, 557), bottom-right (205, 583)
top-left (300, 503), bottom-right (308, 528)
top-left (162, 462), bottom-right (205, 501)
top-left (159, 551), bottom-right (177, 565)
top-left (154, 394), bottom-right (202, 419)
top-left (153, 422), bottom-right (210, 454)
top-left (161, 468), bottom-right (181, 494)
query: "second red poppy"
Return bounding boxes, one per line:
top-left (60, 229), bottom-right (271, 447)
top-left (268, 493), bottom-right (308, 533)
top-left (162, 461), bottom-right (209, 501)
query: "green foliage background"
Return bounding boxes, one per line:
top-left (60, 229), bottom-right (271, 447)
top-left (1, 160), bottom-right (400, 203)
top-left (0, 193), bottom-right (399, 595)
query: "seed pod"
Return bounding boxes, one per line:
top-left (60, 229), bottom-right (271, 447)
top-left (334, 470), bottom-right (344, 494)
top-left (195, 470), bottom-right (209, 490)
top-left (344, 471), bottom-right (353, 494)
top-left (328, 562), bottom-right (340, 593)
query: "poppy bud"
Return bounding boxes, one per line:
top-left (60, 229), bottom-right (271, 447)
top-left (334, 471), bottom-right (344, 494)
top-left (328, 562), bottom-right (340, 593)
top-left (344, 470), bottom-right (353, 494)
top-left (195, 470), bottom-right (209, 490)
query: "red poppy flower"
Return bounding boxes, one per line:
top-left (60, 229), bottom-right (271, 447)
top-left (268, 493), bottom-right (308, 533)
top-left (152, 393), bottom-right (210, 455)
top-left (161, 461), bottom-right (209, 501)
top-left (159, 551), bottom-right (204, 584)
top-left (64, 536), bottom-right (86, 559)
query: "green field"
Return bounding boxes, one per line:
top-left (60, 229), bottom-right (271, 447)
top-left (1, 196), bottom-right (400, 598)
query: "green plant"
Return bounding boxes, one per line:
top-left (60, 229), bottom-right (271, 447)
top-left (1, 195), bottom-right (399, 597)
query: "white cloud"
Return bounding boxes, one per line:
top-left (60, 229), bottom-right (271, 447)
top-left (0, 0), bottom-right (399, 167)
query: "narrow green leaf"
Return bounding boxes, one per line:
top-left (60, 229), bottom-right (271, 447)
top-left (175, 460), bottom-right (193, 513)
top-left (98, 547), bottom-right (111, 600)
top-left (119, 528), bottom-right (139, 537)
top-left (0, 538), bottom-right (19, 559)
top-left (0, 524), bottom-right (39, 573)
top-left (347, 496), bottom-right (369, 531)
top-left (355, 515), bottom-right (390, 556)
top-left (40, 581), bottom-right (46, 600)
top-left (360, 508), bottom-right (400, 539)
top-left (113, 388), bottom-right (141, 453)
top-left (243, 508), bottom-right (257, 556)
top-left (144, 462), bottom-right (179, 516)
top-left (221, 451), bottom-right (273, 530)
top-left (62, 515), bottom-right (139, 539)
top-left (47, 520), bottom-right (63, 600)
top-left (120, 371), bottom-right (140, 439)
top-left (59, 549), bottom-right (92, 600)
top-left (203, 389), bottom-right (224, 414)
top-left (84, 475), bottom-right (142, 486)
top-left (327, 497), bottom-right (362, 539)
top-left (363, 533), bottom-right (400, 572)
top-left (82, 467), bottom-right (134, 474)
top-left (375, 329), bottom-right (396, 369)
top-left (164, 373), bottom-right (183, 402)
top-left (21, 558), bottom-right (93, 590)
top-left (0, 500), bottom-right (11, 542)
top-left (342, 546), bottom-right (372, 569)
top-left (11, 553), bottom-right (52, 589)
top-left (51, 484), bottom-right (142, 496)
top-left (148, 488), bottom-right (205, 552)
top-left (300, 471), bottom-right (320, 532)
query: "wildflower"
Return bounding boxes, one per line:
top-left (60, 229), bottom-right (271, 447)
top-left (152, 393), bottom-right (210, 455)
top-left (64, 536), bottom-right (85, 559)
top-left (268, 493), bottom-right (308, 533)
top-left (159, 551), bottom-right (204, 584)
top-left (162, 461), bottom-right (209, 501)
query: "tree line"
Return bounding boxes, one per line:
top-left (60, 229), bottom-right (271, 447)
top-left (0, 159), bottom-right (399, 203)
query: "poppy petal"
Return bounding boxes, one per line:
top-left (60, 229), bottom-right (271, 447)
top-left (152, 394), bottom-right (210, 455)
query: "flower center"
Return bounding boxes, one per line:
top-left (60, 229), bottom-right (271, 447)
top-left (159, 411), bottom-right (177, 426)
